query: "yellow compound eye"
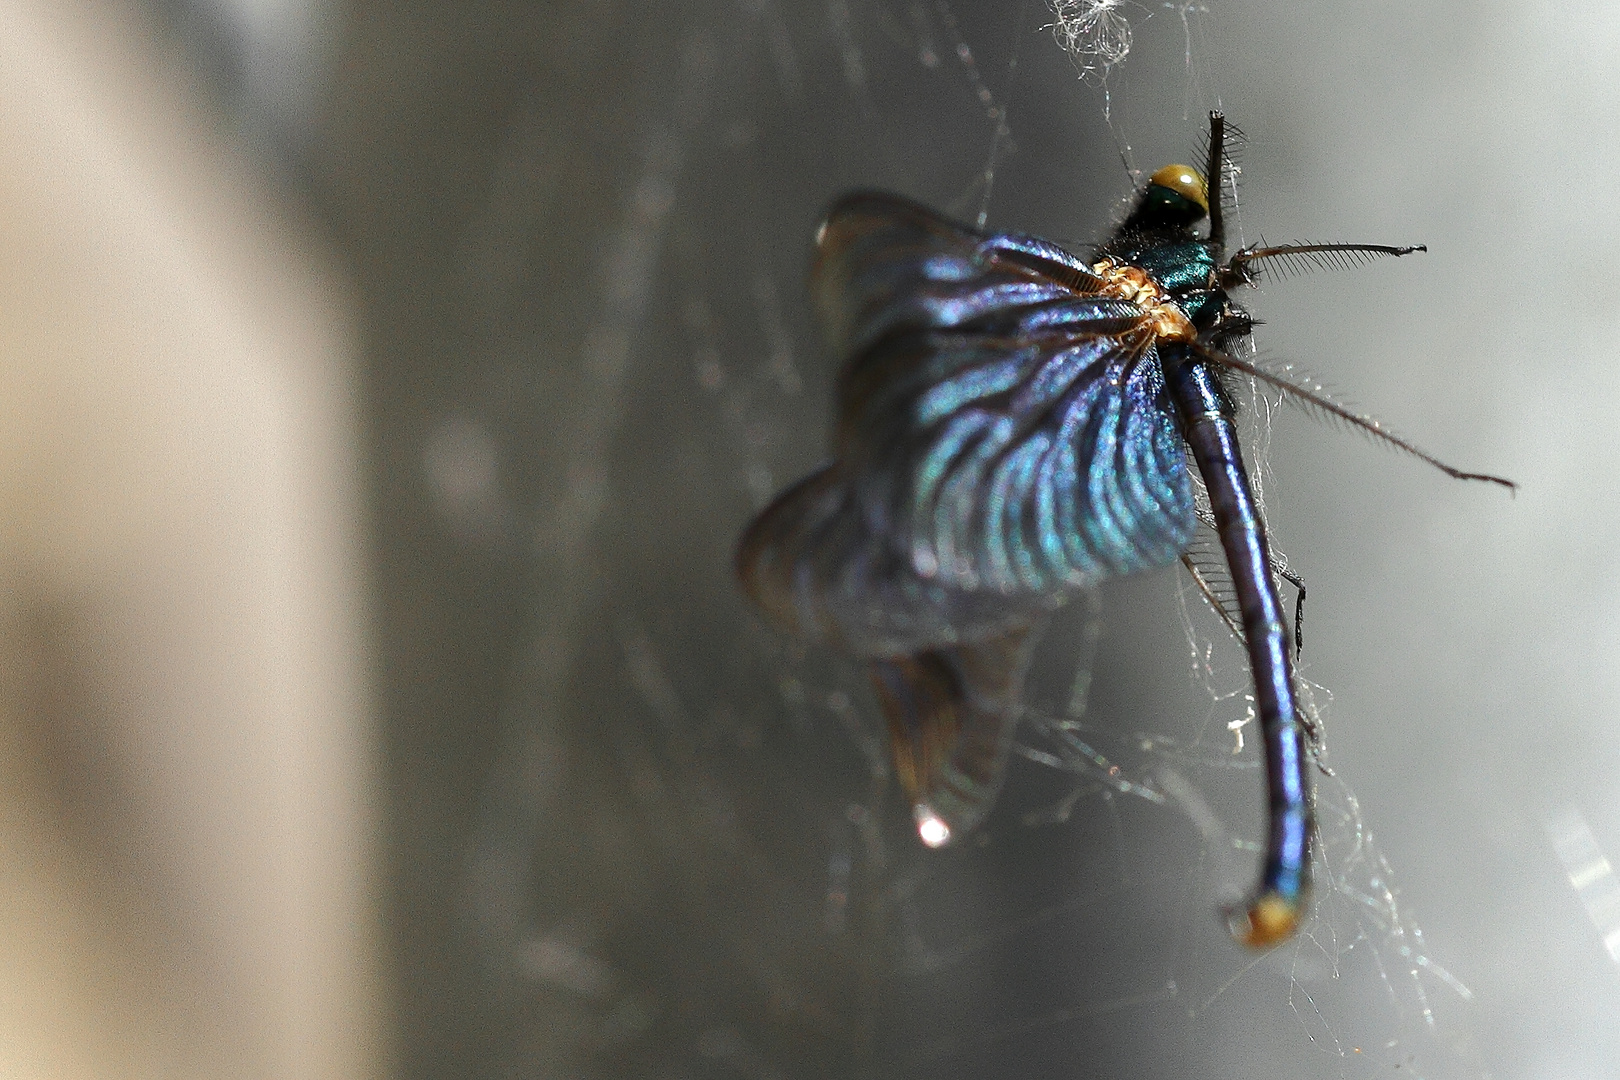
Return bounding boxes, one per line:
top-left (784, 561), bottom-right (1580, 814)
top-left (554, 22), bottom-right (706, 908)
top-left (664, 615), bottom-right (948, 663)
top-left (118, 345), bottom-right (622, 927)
top-left (1147, 164), bottom-right (1208, 214)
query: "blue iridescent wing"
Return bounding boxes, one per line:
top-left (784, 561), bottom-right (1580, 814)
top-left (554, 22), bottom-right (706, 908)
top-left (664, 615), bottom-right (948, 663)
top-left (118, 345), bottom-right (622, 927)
top-left (811, 190), bottom-right (1109, 362)
top-left (837, 328), bottom-right (1195, 598)
top-left (739, 193), bottom-right (1196, 656)
top-left (816, 193), bottom-right (1194, 625)
top-left (735, 192), bottom-right (1197, 841)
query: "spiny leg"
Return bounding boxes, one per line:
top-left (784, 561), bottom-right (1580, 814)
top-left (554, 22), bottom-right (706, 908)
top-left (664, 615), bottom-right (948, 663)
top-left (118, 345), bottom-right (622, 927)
top-left (1171, 355), bottom-right (1311, 947)
top-left (1195, 342), bottom-right (1516, 492)
top-left (1223, 241), bottom-right (1426, 287)
top-left (1278, 567), bottom-right (1306, 657)
top-left (1183, 520), bottom-right (1307, 659)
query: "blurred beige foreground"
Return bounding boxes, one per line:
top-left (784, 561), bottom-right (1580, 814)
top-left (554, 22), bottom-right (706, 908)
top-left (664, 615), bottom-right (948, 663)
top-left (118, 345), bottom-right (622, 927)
top-left (0, 2), bottom-right (377, 1077)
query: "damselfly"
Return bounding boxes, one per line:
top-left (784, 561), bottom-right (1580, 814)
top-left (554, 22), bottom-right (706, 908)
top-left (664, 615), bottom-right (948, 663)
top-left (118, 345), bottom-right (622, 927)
top-left (736, 112), bottom-right (1511, 946)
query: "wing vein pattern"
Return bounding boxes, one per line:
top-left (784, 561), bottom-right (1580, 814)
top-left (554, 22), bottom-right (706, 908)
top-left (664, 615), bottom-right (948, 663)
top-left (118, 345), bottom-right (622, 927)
top-left (739, 191), bottom-right (1195, 657)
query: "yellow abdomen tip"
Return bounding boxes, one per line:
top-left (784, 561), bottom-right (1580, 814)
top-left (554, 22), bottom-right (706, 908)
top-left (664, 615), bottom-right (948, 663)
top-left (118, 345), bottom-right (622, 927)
top-left (1229, 892), bottom-right (1303, 948)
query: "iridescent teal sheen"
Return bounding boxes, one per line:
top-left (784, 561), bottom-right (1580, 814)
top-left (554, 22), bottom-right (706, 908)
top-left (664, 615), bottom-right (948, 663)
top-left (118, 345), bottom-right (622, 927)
top-left (915, 357), bottom-right (1025, 425)
top-left (1110, 237), bottom-right (1214, 293)
top-left (740, 189), bottom-right (1206, 657)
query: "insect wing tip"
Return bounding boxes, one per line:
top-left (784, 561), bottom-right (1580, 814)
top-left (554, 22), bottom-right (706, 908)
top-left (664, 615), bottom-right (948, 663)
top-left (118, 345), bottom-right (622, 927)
top-left (914, 804), bottom-right (953, 848)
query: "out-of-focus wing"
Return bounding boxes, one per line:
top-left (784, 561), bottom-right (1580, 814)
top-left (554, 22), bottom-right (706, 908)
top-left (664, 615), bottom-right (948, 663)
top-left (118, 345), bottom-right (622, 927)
top-left (872, 622), bottom-right (1043, 842)
top-left (735, 462), bottom-right (1040, 656)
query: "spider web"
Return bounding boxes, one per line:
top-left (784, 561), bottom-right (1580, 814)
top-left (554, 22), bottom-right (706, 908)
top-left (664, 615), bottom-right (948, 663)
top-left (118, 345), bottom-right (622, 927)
top-left (448, 3), bottom-right (1485, 1077)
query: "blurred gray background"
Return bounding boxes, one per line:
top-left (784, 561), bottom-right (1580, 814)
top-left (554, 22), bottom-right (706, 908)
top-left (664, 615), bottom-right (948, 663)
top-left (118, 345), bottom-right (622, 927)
top-left (3, 0), bottom-right (1616, 1077)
